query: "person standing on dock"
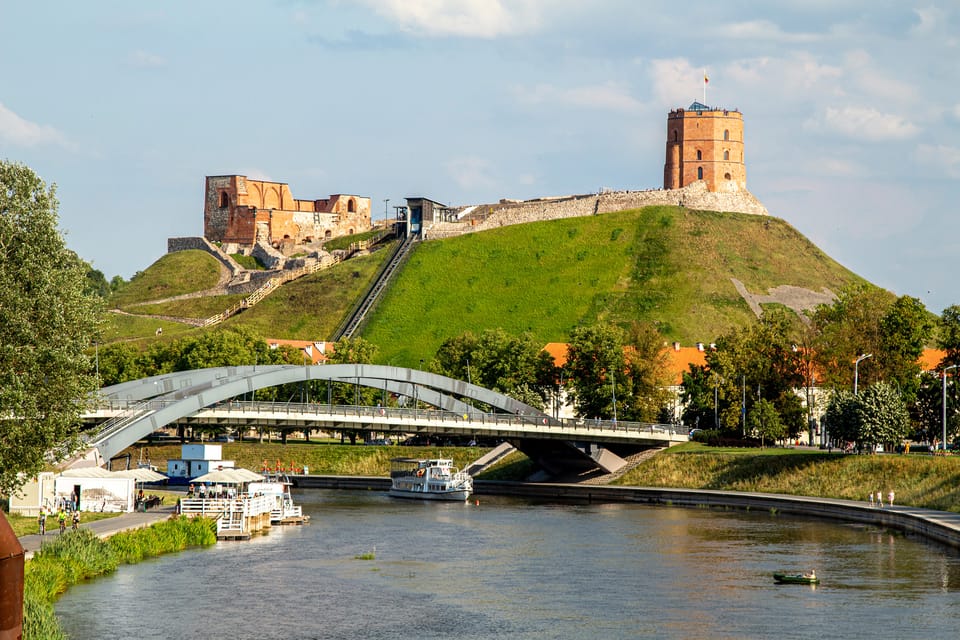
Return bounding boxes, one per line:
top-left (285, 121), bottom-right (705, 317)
top-left (876, 491), bottom-right (883, 508)
top-left (887, 490), bottom-right (895, 507)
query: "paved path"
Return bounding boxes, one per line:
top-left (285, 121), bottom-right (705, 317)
top-left (19, 506), bottom-right (176, 559)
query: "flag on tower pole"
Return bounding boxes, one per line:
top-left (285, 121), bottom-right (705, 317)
top-left (703, 70), bottom-right (709, 104)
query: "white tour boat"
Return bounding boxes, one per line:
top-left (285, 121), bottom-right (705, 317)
top-left (389, 458), bottom-right (473, 501)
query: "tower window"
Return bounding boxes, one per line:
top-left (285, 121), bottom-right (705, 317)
top-left (348, 198), bottom-right (356, 213)
top-left (696, 150), bottom-right (702, 160)
top-left (724, 130), bottom-right (730, 141)
top-left (697, 167), bottom-right (704, 180)
top-left (724, 150), bottom-right (729, 161)
top-left (724, 172), bottom-right (732, 180)
top-left (673, 130), bottom-right (678, 142)
top-left (219, 192), bottom-right (229, 208)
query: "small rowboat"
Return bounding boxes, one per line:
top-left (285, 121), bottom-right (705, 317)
top-left (773, 572), bottom-right (819, 585)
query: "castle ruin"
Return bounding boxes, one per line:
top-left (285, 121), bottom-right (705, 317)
top-left (203, 175), bottom-right (371, 253)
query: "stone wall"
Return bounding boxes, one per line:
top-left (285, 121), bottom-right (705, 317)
top-left (426, 181), bottom-right (768, 240)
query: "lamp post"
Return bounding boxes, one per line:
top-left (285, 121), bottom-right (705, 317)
top-left (610, 363), bottom-right (617, 423)
top-left (384, 198), bottom-right (389, 218)
top-left (713, 375), bottom-right (724, 430)
top-left (943, 364), bottom-right (958, 452)
top-left (854, 353), bottom-right (872, 395)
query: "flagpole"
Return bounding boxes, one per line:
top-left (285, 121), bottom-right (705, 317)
top-left (703, 68), bottom-right (707, 104)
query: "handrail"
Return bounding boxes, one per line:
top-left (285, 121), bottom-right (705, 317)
top-left (87, 398), bottom-right (685, 439)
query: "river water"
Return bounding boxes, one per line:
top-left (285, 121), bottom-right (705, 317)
top-left (56, 490), bottom-right (960, 639)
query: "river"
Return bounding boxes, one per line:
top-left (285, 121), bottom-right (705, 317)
top-left (55, 490), bottom-right (960, 639)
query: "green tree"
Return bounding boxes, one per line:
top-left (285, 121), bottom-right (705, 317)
top-left (622, 321), bottom-right (672, 422)
top-left (937, 304), bottom-right (960, 369)
top-left (432, 329), bottom-right (559, 410)
top-left (823, 389), bottom-right (859, 446)
top-left (857, 382), bottom-right (910, 450)
top-left (564, 323), bottom-right (626, 420)
top-left (0, 162), bottom-right (102, 491)
top-left (747, 398), bottom-right (785, 447)
top-left (680, 365), bottom-right (715, 430)
top-left (876, 295), bottom-right (934, 401)
top-left (706, 309), bottom-right (804, 436)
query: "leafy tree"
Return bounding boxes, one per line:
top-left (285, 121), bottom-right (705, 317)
top-left (747, 398), bottom-right (785, 447)
top-left (622, 321), bottom-right (672, 422)
top-left (823, 389), bottom-right (859, 446)
top-left (857, 382), bottom-right (910, 450)
top-left (680, 365), bottom-right (715, 430)
top-left (823, 383), bottom-right (909, 451)
top-left (811, 285), bottom-right (893, 390)
top-left (938, 304), bottom-right (960, 369)
top-left (432, 329), bottom-right (559, 410)
top-left (0, 161), bottom-right (102, 491)
top-left (564, 323), bottom-right (626, 420)
top-left (85, 266), bottom-right (111, 298)
top-left (705, 309), bottom-right (804, 436)
top-left (327, 336), bottom-right (380, 443)
top-left (876, 295), bottom-right (934, 401)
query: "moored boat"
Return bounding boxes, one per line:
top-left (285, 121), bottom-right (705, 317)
top-left (247, 475), bottom-right (310, 524)
top-left (389, 458), bottom-right (473, 501)
top-left (773, 571), bottom-right (819, 585)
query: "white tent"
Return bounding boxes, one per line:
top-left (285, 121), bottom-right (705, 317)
top-left (113, 468), bottom-right (168, 483)
top-left (60, 467), bottom-right (113, 478)
top-left (191, 468), bottom-right (265, 484)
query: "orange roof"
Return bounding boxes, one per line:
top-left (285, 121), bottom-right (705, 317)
top-left (920, 348), bottom-right (946, 372)
top-left (542, 342), bottom-right (569, 368)
top-left (543, 342), bottom-right (708, 385)
top-left (265, 339), bottom-right (333, 364)
top-left (665, 347), bottom-right (708, 385)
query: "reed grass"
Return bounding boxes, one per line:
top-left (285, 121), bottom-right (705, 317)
top-left (23, 516), bottom-right (216, 640)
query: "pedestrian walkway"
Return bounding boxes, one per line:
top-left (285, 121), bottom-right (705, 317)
top-left (19, 506), bottom-right (176, 559)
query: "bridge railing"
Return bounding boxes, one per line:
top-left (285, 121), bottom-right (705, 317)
top-left (89, 398), bottom-right (685, 438)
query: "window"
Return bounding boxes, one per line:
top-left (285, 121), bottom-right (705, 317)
top-left (348, 198), bottom-right (356, 213)
top-left (724, 130), bottom-right (729, 141)
top-left (673, 131), bottom-right (679, 142)
top-left (696, 150), bottom-right (702, 160)
top-left (724, 172), bottom-right (732, 180)
top-left (219, 192), bottom-right (229, 208)
top-left (724, 150), bottom-right (729, 160)
top-left (697, 167), bottom-right (703, 180)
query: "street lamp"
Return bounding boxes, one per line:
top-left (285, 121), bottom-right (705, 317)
top-left (713, 375), bottom-right (724, 430)
top-left (854, 353), bottom-right (872, 395)
top-left (943, 364), bottom-right (958, 451)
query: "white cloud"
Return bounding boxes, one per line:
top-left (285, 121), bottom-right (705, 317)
top-left (513, 82), bottom-right (642, 112)
top-left (910, 6), bottom-right (947, 35)
top-left (916, 144), bottom-right (960, 179)
top-left (446, 156), bottom-right (496, 190)
top-left (711, 19), bottom-right (821, 44)
top-left (804, 106), bottom-right (919, 141)
top-left (354, 0), bottom-right (542, 38)
top-left (649, 58), bottom-right (702, 108)
top-left (0, 103), bottom-right (68, 148)
top-left (128, 50), bottom-right (166, 68)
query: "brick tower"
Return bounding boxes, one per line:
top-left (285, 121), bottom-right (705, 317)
top-left (663, 102), bottom-right (746, 193)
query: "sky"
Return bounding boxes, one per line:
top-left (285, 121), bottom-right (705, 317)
top-left (1, 1), bottom-right (958, 313)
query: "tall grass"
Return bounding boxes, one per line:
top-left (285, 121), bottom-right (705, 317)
top-left (614, 448), bottom-right (960, 512)
top-left (23, 516), bottom-right (216, 640)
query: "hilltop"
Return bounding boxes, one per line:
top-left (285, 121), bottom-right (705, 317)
top-left (364, 206), bottom-right (864, 365)
top-left (106, 205), bottom-right (867, 364)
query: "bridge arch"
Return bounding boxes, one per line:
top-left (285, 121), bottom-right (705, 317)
top-left (88, 365), bottom-right (546, 462)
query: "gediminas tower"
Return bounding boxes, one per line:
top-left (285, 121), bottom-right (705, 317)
top-left (663, 101), bottom-right (746, 193)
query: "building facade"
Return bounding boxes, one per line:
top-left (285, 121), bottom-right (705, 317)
top-left (204, 175), bottom-right (371, 249)
top-left (663, 102), bottom-right (746, 193)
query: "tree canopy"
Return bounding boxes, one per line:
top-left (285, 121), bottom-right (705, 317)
top-left (0, 161), bottom-right (103, 493)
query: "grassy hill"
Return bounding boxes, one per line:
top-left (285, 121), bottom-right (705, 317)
top-left (105, 207), bottom-right (867, 362)
top-left (362, 206), bottom-right (866, 366)
top-left (105, 243), bottom-right (396, 343)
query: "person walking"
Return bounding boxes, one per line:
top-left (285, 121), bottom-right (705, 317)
top-left (37, 509), bottom-right (46, 535)
top-left (888, 490), bottom-right (895, 507)
top-left (876, 490), bottom-right (883, 508)
top-left (72, 510), bottom-right (80, 531)
top-left (868, 493), bottom-right (874, 507)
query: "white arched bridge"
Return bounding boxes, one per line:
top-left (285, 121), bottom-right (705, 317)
top-left (81, 365), bottom-right (687, 476)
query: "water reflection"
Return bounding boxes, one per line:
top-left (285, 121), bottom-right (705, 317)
top-left (56, 490), bottom-right (960, 640)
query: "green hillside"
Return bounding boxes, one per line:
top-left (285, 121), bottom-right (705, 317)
top-left (362, 206), bottom-right (866, 365)
top-left (105, 244), bottom-right (395, 343)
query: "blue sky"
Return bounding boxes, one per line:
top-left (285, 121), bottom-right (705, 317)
top-left (2, 1), bottom-right (958, 314)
